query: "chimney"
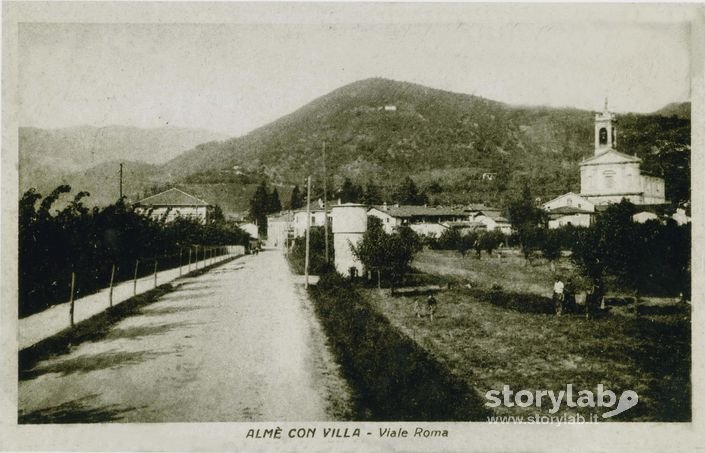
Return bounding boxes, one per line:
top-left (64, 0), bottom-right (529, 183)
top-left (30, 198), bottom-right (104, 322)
top-left (382, 202), bottom-right (388, 212)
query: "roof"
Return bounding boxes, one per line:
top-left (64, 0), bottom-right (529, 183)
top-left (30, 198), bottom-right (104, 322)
top-left (475, 212), bottom-right (510, 223)
top-left (464, 203), bottom-right (500, 212)
top-left (548, 206), bottom-right (594, 215)
top-left (594, 203), bottom-right (672, 214)
top-left (542, 192), bottom-right (592, 208)
top-left (370, 205), bottom-right (466, 218)
top-left (136, 188), bottom-right (210, 207)
top-left (444, 221), bottom-right (486, 229)
top-left (267, 211), bottom-right (294, 221)
top-left (580, 149), bottom-right (641, 166)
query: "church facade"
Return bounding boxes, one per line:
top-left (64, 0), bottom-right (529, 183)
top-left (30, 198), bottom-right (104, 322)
top-left (543, 102), bottom-right (667, 227)
top-left (578, 105), bottom-right (666, 205)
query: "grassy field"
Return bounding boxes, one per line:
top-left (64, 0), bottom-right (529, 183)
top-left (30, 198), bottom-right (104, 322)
top-left (414, 248), bottom-right (586, 297)
top-left (358, 249), bottom-right (691, 422)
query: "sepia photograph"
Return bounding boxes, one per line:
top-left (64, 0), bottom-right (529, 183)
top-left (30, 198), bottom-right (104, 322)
top-left (1, 1), bottom-right (703, 451)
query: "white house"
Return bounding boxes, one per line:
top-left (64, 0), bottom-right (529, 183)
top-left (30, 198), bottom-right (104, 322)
top-left (240, 222), bottom-right (260, 240)
top-left (672, 207), bottom-right (691, 226)
top-left (471, 211), bottom-right (513, 234)
top-left (266, 211), bottom-right (294, 248)
top-left (542, 193), bottom-right (596, 229)
top-left (632, 211), bottom-right (660, 224)
top-left (547, 206), bottom-right (594, 229)
top-left (292, 208), bottom-right (330, 238)
top-left (135, 188), bottom-right (212, 224)
top-left (542, 192), bottom-right (595, 213)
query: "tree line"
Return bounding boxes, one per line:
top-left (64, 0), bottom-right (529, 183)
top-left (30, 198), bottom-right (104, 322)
top-left (505, 186), bottom-right (690, 300)
top-left (19, 185), bottom-right (250, 318)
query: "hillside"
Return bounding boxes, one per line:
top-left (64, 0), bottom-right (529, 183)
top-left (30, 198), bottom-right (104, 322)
top-left (162, 78), bottom-right (689, 207)
top-left (19, 125), bottom-right (228, 193)
top-left (22, 79), bottom-right (690, 213)
top-left (653, 102), bottom-right (690, 120)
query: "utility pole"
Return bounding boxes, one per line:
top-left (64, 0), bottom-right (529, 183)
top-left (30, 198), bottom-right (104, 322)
top-left (323, 141), bottom-right (329, 264)
top-left (119, 162), bottom-right (123, 200)
top-left (305, 176), bottom-right (311, 289)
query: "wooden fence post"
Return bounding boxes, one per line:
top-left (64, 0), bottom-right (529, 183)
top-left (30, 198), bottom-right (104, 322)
top-left (188, 248), bottom-right (192, 272)
top-left (108, 264), bottom-right (116, 307)
top-left (133, 259), bottom-right (140, 296)
top-left (69, 271), bottom-right (76, 328)
top-left (178, 248), bottom-right (182, 276)
top-left (153, 260), bottom-right (158, 288)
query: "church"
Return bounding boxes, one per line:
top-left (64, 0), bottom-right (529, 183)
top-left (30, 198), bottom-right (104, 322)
top-left (543, 101), bottom-right (667, 228)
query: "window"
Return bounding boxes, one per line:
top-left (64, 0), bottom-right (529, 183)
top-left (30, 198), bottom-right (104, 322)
top-left (567, 198), bottom-right (573, 206)
top-left (599, 128), bottom-right (608, 145)
top-left (604, 170), bottom-right (615, 189)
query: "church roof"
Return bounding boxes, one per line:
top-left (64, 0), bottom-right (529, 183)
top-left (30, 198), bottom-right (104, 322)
top-left (136, 188), bottom-right (211, 207)
top-left (580, 149), bottom-right (641, 166)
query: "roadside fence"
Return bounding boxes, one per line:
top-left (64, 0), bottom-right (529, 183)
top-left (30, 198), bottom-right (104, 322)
top-left (20, 244), bottom-right (243, 350)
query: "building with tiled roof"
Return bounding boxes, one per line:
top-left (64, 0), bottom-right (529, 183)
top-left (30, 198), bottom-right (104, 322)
top-left (135, 188), bottom-right (213, 224)
top-left (546, 206), bottom-right (594, 229)
top-left (368, 204), bottom-right (468, 236)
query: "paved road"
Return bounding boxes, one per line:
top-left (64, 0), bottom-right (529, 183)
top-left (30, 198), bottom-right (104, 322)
top-left (18, 250), bottom-right (352, 422)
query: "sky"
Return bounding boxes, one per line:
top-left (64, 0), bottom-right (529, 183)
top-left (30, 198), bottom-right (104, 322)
top-left (18, 20), bottom-right (691, 137)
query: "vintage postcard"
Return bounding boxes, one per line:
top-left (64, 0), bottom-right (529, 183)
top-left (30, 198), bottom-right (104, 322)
top-left (1, 2), bottom-right (703, 452)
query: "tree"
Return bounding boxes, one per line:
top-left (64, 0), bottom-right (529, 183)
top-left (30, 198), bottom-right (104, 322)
top-left (507, 183), bottom-right (546, 263)
top-left (351, 217), bottom-right (389, 287)
top-left (269, 187), bottom-right (282, 213)
top-left (362, 181), bottom-right (383, 205)
top-left (393, 176), bottom-right (428, 205)
top-left (289, 185), bottom-right (304, 210)
top-left (209, 204), bottom-right (226, 224)
top-left (437, 228), bottom-right (460, 251)
top-left (458, 231), bottom-right (477, 258)
top-left (339, 178), bottom-right (362, 203)
top-left (479, 230), bottom-right (504, 258)
top-left (351, 217), bottom-right (421, 288)
top-left (539, 229), bottom-right (561, 271)
top-left (570, 200), bottom-right (637, 309)
top-left (249, 181), bottom-right (270, 236)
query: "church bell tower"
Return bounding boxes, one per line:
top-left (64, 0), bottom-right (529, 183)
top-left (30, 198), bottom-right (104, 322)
top-left (594, 98), bottom-right (616, 155)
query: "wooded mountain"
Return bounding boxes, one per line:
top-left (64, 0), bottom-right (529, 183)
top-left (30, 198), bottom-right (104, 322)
top-left (21, 78), bottom-right (690, 214)
top-left (161, 78), bottom-right (690, 209)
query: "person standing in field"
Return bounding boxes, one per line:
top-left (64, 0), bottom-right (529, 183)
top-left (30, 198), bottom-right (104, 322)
top-left (414, 299), bottom-right (422, 318)
top-left (553, 277), bottom-right (565, 316)
top-left (426, 294), bottom-right (438, 321)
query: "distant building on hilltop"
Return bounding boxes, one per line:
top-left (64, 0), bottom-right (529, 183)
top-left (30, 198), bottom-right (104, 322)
top-left (135, 188), bottom-right (213, 224)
